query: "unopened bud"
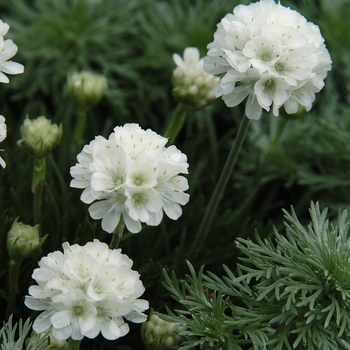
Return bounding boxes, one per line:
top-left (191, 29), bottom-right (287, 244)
top-left (171, 47), bottom-right (220, 110)
top-left (141, 312), bottom-right (184, 350)
top-left (7, 218), bottom-right (48, 262)
top-left (17, 116), bottom-right (62, 158)
top-left (67, 71), bottom-right (108, 111)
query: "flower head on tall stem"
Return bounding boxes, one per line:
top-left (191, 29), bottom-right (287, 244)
top-left (24, 239), bottom-right (149, 341)
top-left (204, 0), bottom-right (332, 120)
top-left (70, 123), bottom-right (189, 234)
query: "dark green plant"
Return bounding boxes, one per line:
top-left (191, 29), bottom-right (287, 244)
top-left (163, 203), bottom-right (350, 349)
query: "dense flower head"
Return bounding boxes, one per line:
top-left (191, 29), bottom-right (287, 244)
top-left (204, 0), bottom-right (332, 120)
top-left (0, 19), bottom-right (24, 83)
top-left (24, 239), bottom-right (149, 341)
top-left (70, 123), bottom-right (189, 233)
top-left (141, 312), bottom-right (184, 350)
top-left (0, 115), bottom-right (7, 168)
top-left (17, 116), bottom-right (63, 158)
top-left (172, 47), bottom-right (220, 110)
top-left (67, 71), bottom-right (108, 111)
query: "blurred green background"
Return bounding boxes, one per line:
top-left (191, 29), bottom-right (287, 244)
top-left (0, 0), bottom-right (349, 348)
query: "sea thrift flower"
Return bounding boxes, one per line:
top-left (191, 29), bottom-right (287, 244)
top-left (24, 239), bottom-right (149, 341)
top-left (17, 116), bottom-right (63, 158)
top-left (204, 0), bottom-right (332, 120)
top-left (67, 71), bottom-right (108, 111)
top-left (0, 19), bottom-right (24, 83)
top-left (172, 47), bottom-right (220, 110)
top-left (141, 312), bottom-right (184, 350)
top-left (7, 218), bottom-right (47, 262)
top-left (70, 123), bottom-right (189, 233)
top-left (0, 115), bottom-right (7, 168)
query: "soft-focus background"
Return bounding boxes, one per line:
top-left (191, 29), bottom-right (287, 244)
top-left (0, 0), bottom-right (349, 348)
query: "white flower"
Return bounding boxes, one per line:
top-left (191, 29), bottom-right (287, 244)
top-left (172, 47), bottom-right (220, 110)
top-left (24, 239), bottom-right (149, 341)
top-left (204, 0), bottom-right (332, 120)
top-left (0, 115), bottom-right (7, 168)
top-left (0, 20), bottom-right (24, 83)
top-left (70, 123), bottom-right (189, 233)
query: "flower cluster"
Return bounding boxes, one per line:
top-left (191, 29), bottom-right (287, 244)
top-left (172, 47), bottom-right (220, 110)
top-left (204, 0), bottom-right (332, 120)
top-left (141, 312), bottom-right (184, 350)
top-left (67, 71), bottom-right (108, 111)
top-left (0, 19), bottom-right (24, 83)
top-left (17, 116), bottom-right (63, 158)
top-left (24, 239), bottom-right (149, 341)
top-left (70, 123), bottom-right (189, 234)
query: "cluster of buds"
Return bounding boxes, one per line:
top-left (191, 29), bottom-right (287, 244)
top-left (67, 70), bottom-right (108, 111)
top-left (17, 116), bottom-right (62, 158)
top-left (141, 312), bottom-right (184, 350)
top-left (171, 47), bottom-right (220, 110)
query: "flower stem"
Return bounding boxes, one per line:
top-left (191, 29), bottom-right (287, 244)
top-left (110, 219), bottom-right (125, 249)
top-left (32, 157), bottom-right (46, 226)
top-left (192, 114), bottom-right (250, 251)
top-left (74, 108), bottom-right (88, 145)
top-left (8, 259), bottom-right (20, 295)
top-left (67, 338), bottom-right (81, 350)
top-left (164, 103), bottom-right (187, 144)
top-left (268, 115), bottom-right (290, 152)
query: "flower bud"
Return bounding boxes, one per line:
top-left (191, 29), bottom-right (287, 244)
top-left (171, 47), bottom-right (220, 110)
top-left (67, 71), bottom-right (108, 111)
top-left (141, 312), bottom-right (184, 350)
top-left (7, 218), bottom-right (48, 262)
top-left (17, 116), bottom-right (63, 158)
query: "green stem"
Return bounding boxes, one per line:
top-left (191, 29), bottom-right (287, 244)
top-left (164, 103), bottom-right (187, 144)
top-left (67, 338), bottom-right (81, 350)
top-left (268, 115), bottom-right (290, 152)
top-left (74, 108), bottom-right (88, 145)
top-left (192, 114), bottom-right (250, 250)
top-left (110, 219), bottom-right (125, 249)
top-left (9, 259), bottom-right (21, 295)
top-left (32, 157), bottom-right (46, 226)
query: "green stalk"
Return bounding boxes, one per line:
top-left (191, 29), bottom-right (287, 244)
top-left (110, 219), bottom-right (125, 249)
top-left (32, 157), bottom-right (46, 226)
top-left (67, 338), bottom-right (81, 350)
top-left (8, 259), bottom-right (20, 295)
top-left (268, 115), bottom-right (290, 152)
top-left (192, 114), bottom-right (250, 250)
top-left (74, 108), bottom-right (88, 145)
top-left (164, 103), bottom-right (187, 144)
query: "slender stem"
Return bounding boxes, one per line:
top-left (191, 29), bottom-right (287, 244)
top-left (192, 114), bottom-right (250, 250)
top-left (32, 157), bottom-right (46, 226)
top-left (268, 115), bottom-right (290, 152)
top-left (74, 108), bottom-right (88, 145)
top-left (164, 103), bottom-right (187, 144)
top-left (9, 259), bottom-right (20, 295)
top-left (110, 219), bottom-right (125, 249)
top-left (67, 338), bottom-right (81, 350)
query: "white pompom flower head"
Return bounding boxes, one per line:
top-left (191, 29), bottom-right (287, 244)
top-left (203, 0), bottom-right (332, 120)
top-left (70, 123), bottom-right (190, 234)
top-left (24, 239), bottom-right (149, 341)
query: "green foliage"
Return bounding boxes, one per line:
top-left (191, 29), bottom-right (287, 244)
top-left (0, 0), bottom-right (350, 349)
top-left (164, 203), bottom-right (350, 349)
top-left (0, 315), bottom-right (50, 350)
